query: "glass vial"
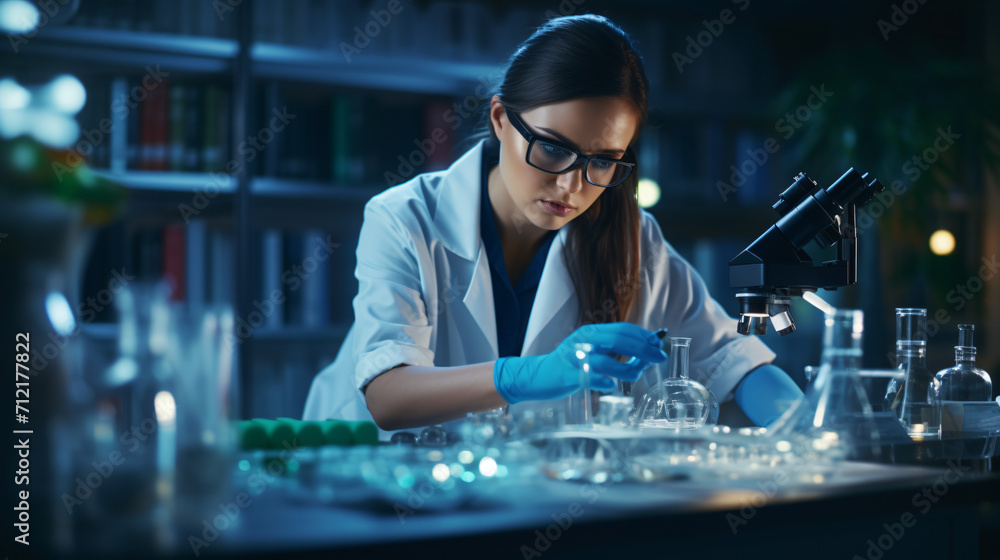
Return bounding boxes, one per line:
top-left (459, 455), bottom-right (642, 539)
top-left (935, 324), bottom-right (992, 401)
top-left (885, 308), bottom-right (940, 439)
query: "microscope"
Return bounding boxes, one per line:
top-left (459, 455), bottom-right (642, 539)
top-left (729, 168), bottom-right (884, 335)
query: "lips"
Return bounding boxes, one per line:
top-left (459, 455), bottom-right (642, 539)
top-left (539, 200), bottom-right (575, 217)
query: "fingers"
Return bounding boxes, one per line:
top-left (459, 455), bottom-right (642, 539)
top-left (588, 375), bottom-right (616, 392)
top-left (582, 353), bottom-right (648, 382)
top-left (576, 322), bottom-right (667, 363)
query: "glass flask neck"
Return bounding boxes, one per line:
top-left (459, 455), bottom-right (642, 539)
top-left (820, 310), bottom-right (863, 371)
top-left (668, 337), bottom-right (691, 379)
top-left (896, 308), bottom-right (927, 346)
top-left (896, 341), bottom-right (926, 363)
top-left (954, 346), bottom-right (977, 364)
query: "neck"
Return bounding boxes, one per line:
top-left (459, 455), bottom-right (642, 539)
top-left (486, 164), bottom-right (549, 253)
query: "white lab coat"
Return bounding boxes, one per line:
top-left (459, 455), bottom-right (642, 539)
top-left (303, 140), bottom-right (775, 436)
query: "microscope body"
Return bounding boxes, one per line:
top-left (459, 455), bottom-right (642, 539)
top-left (729, 168), bottom-right (884, 335)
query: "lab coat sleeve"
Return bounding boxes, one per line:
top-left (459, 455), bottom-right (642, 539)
top-left (351, 198), bottom-right (436, 394)
top-left (637, 212), bottom-right (776, 401)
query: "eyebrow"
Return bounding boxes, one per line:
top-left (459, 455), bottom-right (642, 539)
top-left (535, 125), bottom-right (627, 157)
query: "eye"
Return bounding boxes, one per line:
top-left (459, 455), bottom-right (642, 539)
top-left (591, 159), bottom-right (615, 171)
top-left (539, 142), bottom-right (573, 158)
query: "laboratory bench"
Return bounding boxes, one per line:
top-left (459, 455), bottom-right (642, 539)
top-left (204, 458), bottom-right (998, 560)
top-left (16, 428), bottom-right (1000, 560)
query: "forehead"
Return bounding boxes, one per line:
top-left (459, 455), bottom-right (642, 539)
top-left (520, 97), bottom-right (638, 154)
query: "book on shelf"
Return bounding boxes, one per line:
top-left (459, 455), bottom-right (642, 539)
top-left (138, 80), bottom-right (168, 170)
top-left (162, 223), bottom-right (187, 302)
top-left (186, 220), bottom-right (208, 308)
top-left (208, 227), bottom-right (234, 306)
top-left (126, 77), bottom-right (141, 170)
top-left (281, 231), bottom-right (304, 325)
top-left (204, 83), bottom-right (229, 172)
top-left (131, 227), bottom-right (164, 282)
top-left (300, 230), bottom-right (331, 328)
top-left (182, 85), bottom-right (202, 171)
top-left (122, 221), bottom-right (209, 305)
top-left (259, 228), bottom-right (284, 329)
top-left (98, 78), bottom-right (230, 173)
top-left (169, 85), bottom-right (187, 171)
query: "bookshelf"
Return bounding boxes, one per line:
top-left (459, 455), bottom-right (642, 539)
top-left (4, 0), bottom-right (829, 417)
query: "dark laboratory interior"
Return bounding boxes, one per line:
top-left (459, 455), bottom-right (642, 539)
top-left (1, 0), bottom-right (999, 559)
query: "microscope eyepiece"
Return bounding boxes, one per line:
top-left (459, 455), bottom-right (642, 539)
top-left (772, 172), bottom-right (818, 217)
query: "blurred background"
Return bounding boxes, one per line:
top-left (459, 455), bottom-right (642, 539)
top-left (1, 0), bottom-right (997, 420)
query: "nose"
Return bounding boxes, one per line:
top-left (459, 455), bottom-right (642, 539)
top-left (555, 165), bottom-right (584, 194)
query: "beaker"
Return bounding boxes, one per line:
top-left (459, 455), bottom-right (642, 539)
top-left (565, 342), bottom-right (597, 426)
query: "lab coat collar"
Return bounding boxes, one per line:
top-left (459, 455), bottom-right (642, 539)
top-left (433, 140), bottom-right (487, 262)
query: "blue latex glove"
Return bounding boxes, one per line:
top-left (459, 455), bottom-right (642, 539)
top-left (734, 364), bottom-right (804, 427)
top-left (494, 322), bottom-right (668, 404)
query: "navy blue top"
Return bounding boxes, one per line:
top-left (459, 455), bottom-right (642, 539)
top-left (479, 141), bottom-right (555, 358)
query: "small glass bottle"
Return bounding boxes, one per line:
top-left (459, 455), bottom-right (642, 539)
top-left (935, 324), bottom-right (992, 401)
top-left (884, 308), bottom-right (940, 439)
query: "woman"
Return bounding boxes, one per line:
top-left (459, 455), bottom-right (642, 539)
top-left (303, 15), bottom-right (802, 435)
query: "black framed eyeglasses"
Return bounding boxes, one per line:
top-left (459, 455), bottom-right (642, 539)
top-left (504, 107), bottom-right (635, 188)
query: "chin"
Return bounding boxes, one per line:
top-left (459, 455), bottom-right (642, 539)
top-left (537, 215), bottom-right (572, 231)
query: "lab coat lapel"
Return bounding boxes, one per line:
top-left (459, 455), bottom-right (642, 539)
top-left (433, 140), bottom-right (498, 357)
top-left (462, 244), bottom-right (498, 357)
top-left (521, 227), bottom-right (577, 356)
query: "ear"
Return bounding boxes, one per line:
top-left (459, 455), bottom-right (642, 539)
top-left (489, 95), bottom-right (505, 141)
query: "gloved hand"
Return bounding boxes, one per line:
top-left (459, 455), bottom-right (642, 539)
top-left (734, 364), bottom-right (804, 427)
top-left (494, 322), bottom-right (668, 404)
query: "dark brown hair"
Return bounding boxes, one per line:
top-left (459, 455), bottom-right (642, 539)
top-left (490, 14), bottom-right (649, 324)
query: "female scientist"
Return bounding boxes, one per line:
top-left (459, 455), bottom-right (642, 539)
top-left (303, 15), bottom-right (802, 435)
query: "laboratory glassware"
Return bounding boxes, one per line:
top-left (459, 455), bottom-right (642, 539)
top-left (633, 337), bottom-right (718, 429)
top-left (935, 324), bottom-right (992, 402)
top-left (884, 308), bottom-right (941, 439)
top-left (767, 309), bottom-right (880, 459)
